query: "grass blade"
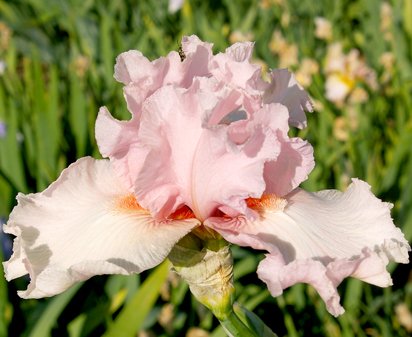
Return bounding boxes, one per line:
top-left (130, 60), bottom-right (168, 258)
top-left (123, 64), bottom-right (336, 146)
top-left (28, 283), bottom-right (82, 337)
top-left (102, 261), bottom-right (170, 337)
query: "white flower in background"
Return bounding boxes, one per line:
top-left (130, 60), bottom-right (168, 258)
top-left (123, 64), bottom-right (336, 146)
top-left (168, 0), bottom-right (185, 13)
top-left (325, 74), bottom-right (352, 104)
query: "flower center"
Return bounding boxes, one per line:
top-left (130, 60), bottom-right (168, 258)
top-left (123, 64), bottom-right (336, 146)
top-left (170, 206), bottom-right (197, 220)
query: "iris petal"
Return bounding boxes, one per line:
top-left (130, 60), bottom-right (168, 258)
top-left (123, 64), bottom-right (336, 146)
top-left (3, 158), bottom-right (198, 298)
top-left (206, 179), bottom-right (410, 316)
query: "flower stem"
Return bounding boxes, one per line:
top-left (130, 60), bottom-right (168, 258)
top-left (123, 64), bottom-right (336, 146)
top-left (218, 310), bottom-right (260, 337)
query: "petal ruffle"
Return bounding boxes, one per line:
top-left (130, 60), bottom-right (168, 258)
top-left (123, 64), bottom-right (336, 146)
top-left (243, 102), bottom-right (314, 196)
top-left (115, 51), bottom-right (183, 114)
top-left (263, 136), bottom-right (314, 197)
top-left (264, 69), bottom-right (313, 129)
top-left (181, 35), bottom-right (213, 56)
top-left (115, 37), bottom-right (212, 116)
top-left (3, 157), bottom-right (198, 298)
top-left (210, 42), bottom-right (264, 90)
top-left (114, 50), bottom-right (168, 86)
top-left (206, 179), bottom-right (410, 316)
top-left (134, 82), bottom-right (279, 220)
top-left (95, 107), bottom-right (146, 190)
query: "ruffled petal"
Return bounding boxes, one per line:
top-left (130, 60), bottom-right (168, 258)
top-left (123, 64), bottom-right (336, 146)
top-left (210, 42), bottom-right (264, 91)
top-left (233, 102), bottom-right (314, 197)
top-left (179, 36), bottom-right (212, 86)
top-left (181, 35), bottom-right (213, 56)
top-left (206, 179), bottom-right (410, 316)
top-left (134, 82), bottom-right (279, 220)
top-left (118, 51), bottom-right (184, 114)
top-left (114, 50), bottom-right (165, 85)
top-left (264, 69), bottom-right (313, 128)
top-left (115, 37), bottom-right (213, 117)
top-left (3, 157), bottom-right (198, 298)
top-left (95, 107), bottom-right (145, 190)
top-left (263, 136), bottom-right (314, 196)
top-left (133, 85), bottom-right (202, 218)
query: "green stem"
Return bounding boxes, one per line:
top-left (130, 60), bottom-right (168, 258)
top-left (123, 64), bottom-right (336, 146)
top-left (219, 310), bottom-right (260, 337)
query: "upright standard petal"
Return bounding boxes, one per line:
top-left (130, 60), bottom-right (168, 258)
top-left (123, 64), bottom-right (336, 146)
top-left (245, 103), bottom-right (315, 196)
top-left (95, 107), bottom-right (146, 190)
top-left (3, 157), bottom-right (198, 298)
top-left (181, 35), bottom-right (213, 56)
top-left (134, 81), bottom-right (279, 220)
top-left (210, 42), bottom-right (264, 91)
top-left (264, 69), bottom-right (313, 128)
top-left (115, 51), bottom-right (184, 114)
top-left (114, 37), bottom-right (212, 117)
top-left (263, 136), bottom-right (314, 197)
top-left (207, 179), bottom-right (410, 316)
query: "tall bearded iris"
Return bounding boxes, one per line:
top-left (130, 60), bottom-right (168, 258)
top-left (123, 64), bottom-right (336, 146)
top-left (3, 36), bottom-right (410, 321)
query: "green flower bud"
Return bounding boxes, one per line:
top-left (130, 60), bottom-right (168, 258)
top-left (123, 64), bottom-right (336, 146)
top-left (168, 227), bottom-right (235, 320)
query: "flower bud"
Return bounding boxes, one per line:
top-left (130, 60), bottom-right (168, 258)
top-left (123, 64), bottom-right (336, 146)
top-left (168, 227), bottom-right (235, 320)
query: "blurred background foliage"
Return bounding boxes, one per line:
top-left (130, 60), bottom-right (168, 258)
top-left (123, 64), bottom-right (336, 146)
top-left (0, 0), bottom-right (411, 336)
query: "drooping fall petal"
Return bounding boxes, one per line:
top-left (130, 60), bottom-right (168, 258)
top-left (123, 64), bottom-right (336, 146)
top-left (3, 157), bottom-right (198, 298)
top-left (206, 179), bottom-right (410, 316)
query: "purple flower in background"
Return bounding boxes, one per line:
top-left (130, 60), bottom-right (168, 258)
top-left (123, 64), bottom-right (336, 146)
top-left (1, 217), bottom-right (12, 260)
top-left (0, 121), bottom-right (6, 138)
top-left (0, 60), bottom-right (5, 75)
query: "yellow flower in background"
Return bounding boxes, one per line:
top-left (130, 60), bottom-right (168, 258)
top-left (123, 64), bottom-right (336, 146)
top-left (260, 0), bottom-right (284, 8)
top-left (324, 43), bottom-right (377, 106)
top-left (348, 87), bottom-right (368, 104)
top-left (72, 55), bottom-right (90, 78)
top-left (269, 30), bottom-right (298, 68)
top-left (295, 58), bottom-right (319, 87)
top-left (229, 31), bottom-right (255, 44)
top-left (379, 51), bottom-right (395, 84)
top-left (395, 303), bottom-right (412, 333)
top-left (315, 17), bottom-right (333, 41)
top-left (0, 21), bottom-right (11, 52)
top-left (380, 2), bottom-right (393, 42)
top-left (281, 12), bottom-right (291, 28)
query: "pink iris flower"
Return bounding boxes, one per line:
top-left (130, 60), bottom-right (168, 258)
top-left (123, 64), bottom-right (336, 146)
top-left (3, 36), bottom-right (409, 317)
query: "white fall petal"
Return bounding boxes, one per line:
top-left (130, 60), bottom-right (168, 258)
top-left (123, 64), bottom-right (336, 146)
top-left (3, 157), bottom-right (199, 298)
top-left (207, 179), bottom-right (410, 316)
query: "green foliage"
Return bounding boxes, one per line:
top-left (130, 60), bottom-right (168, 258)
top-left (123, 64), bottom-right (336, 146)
top-left (102, 261), bottom-right (170, 337)
top-left (0, 0), bottom-right (411, 336)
